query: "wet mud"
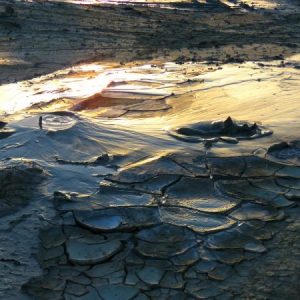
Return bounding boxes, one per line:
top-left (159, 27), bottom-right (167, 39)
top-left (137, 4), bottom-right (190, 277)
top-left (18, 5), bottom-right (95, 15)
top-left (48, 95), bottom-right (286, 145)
top-left (0, 0), bottom-right (300, 299)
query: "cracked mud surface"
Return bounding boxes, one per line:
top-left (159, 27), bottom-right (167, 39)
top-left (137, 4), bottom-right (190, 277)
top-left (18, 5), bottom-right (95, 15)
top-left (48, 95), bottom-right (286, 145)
top-left (19, 148), bottom-right (300, 300)
top-left (1, 96), bottom-right (300, 300)
top-left (0, 59), bottom-right (300, 300)
top-left (0, 0), bottom-right (300, 299)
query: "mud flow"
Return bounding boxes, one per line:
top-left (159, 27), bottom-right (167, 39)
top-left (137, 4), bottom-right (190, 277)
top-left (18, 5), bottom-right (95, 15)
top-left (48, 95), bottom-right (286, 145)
top-left (0, 0), bottom-right (300, 299)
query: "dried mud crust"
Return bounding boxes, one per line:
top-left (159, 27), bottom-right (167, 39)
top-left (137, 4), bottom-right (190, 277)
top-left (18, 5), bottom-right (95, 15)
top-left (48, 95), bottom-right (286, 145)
top-left (0, 121), bottom-right (15, 139)
top-left (0, 159), bottom-right (47, 217)
top-left (1, 0), bottom-right (300, 83)
top-left (266, 140), bottom-right (300, 165)
top-left (22, 145), bottom-right (300, 300)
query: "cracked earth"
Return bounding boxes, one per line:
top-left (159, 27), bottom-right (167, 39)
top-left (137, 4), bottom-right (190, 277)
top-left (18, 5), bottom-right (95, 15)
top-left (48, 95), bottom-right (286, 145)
top-left (0, 0), bottom-right (300, 299)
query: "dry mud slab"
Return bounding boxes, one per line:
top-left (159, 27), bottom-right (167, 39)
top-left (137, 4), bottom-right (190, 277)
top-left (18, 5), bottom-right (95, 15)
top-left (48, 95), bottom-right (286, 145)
top-left (20, 148), bottom-right (300, 300)
top-left (0, 0), bottom-right (300, 300)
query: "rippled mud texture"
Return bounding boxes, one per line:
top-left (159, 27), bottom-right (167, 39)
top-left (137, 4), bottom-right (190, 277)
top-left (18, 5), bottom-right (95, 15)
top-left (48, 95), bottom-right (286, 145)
top-left (20, 147), bottom-right (300, 300)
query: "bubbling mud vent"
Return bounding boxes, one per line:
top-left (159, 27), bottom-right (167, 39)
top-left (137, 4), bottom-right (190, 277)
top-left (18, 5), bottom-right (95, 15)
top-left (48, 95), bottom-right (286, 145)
top-left (0, 58), bottom-right (300, 299)
top-left (167, 116), bottom-right (273, 145)
top-left (39, 112), bottom-right (78, 132)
